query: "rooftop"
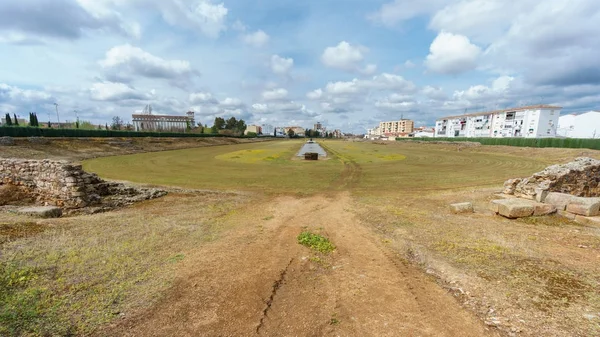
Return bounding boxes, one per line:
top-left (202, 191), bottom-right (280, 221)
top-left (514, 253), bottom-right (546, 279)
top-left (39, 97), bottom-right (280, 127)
top-left (436, 104), bottom-right (562, 121)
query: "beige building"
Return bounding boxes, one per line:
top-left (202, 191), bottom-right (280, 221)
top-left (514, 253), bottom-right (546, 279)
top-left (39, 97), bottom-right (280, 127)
top-left (284, 126), bottom-right (305, 137)
top-left (379, 120), bottom-right (414, 137)
top-left (244, 125), bottom-right (262, 135)
top-left (132, 111), bottom-right (195, 132)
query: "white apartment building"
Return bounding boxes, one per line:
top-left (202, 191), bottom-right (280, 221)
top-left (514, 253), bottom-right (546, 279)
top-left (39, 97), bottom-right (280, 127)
top-left (557, 111), bottom-right (600, 138)
top-left (435, 105), bottom-right (561, 138)
top-left (366, 126), bottom-right (381, 138)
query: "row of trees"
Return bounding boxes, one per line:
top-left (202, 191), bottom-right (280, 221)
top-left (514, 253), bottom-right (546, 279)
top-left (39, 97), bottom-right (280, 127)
top-left (3, 113), bottom-right (21, 126)
top-left (209, 116), bottom-right (247, 135)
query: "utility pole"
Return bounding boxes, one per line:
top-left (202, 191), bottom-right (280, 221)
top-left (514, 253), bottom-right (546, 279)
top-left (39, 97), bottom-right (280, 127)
top-left (54, 103), bottom-right (60, 127)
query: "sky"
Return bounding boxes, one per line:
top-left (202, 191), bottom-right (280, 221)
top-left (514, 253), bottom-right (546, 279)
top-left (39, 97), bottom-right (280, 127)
top-left (1, 0), bottom-right (599, 133)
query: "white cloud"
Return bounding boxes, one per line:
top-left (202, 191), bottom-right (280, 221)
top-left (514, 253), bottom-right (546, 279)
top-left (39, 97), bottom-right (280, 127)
top-left (261, 88), bottom-right (288, 101)
top-left (422, 86), bottom-right (447, 101)
top-left (425, 31), bottom-right (481, 74)
top-left (374, 100), bottom-right (416, 111)
top-left (360, 64), bottom-right (378, 75)
top-left (89, 81), bottom-right (150, 101)
top-left (321, 41), bottom-right (370, 73)
top-left (243, 30), bottom-right (269, 47)
top-left (100, 44), bottom-right (197, 80)
top-left (155, 0), bottom-right (228, 39)
top-left (219, 97), bottom-right (244, 109)
top-left (368, 0), bottom-right (448, 27)
top-left (404, 60), bottom-right (416, 68)
top-left (270, 55), bottom-right (294, 75)
top-left (189, 92), bottom-right (218, 104)
top-left (306, 88), bottom-right (323, 100)
top-left (0, 83), bottom-right (53, 104)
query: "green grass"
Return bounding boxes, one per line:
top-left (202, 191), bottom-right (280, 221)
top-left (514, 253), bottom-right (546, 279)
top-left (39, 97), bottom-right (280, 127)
top-left (297, 231), bottom-right (336, 253)
top-left (83, 140), bottom-right (548, 195)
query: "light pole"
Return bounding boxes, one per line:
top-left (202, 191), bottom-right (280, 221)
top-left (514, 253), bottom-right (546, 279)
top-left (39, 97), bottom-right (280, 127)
top-left (54, 103), bottom-right (60, 127)
top-left (74, 110), bottom-right (79, 128)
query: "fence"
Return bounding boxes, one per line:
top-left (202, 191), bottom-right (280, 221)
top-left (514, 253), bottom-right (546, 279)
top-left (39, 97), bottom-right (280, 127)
top-left (396, 137), bottom-right (600, 150)
top-left (0, 127), bottom-right (254, 138)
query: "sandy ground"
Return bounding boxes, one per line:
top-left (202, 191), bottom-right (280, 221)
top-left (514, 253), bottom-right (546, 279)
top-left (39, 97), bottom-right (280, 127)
top-left (102, 193), bottom-right (499, 337)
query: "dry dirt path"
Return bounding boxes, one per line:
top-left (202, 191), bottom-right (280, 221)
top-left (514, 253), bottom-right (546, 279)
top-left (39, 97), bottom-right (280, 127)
top-left (104, 193), bottom-right (498, 337)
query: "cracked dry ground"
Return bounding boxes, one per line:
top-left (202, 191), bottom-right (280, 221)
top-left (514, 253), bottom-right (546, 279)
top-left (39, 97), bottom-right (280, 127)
top-left (106, 193), bottom-right (498, 337)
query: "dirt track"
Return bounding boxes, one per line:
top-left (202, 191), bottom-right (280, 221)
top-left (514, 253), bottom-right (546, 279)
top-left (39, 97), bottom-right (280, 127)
top-left (106, 193), bottom-right (498, 336)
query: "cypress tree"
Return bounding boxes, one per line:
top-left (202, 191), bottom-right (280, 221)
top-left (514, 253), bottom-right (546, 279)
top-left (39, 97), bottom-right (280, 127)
top-left (13, 114), bottom-right (18, 126)
top-left (29, 112), bottom-right (34, 126)
top-left (34, 113), bottom-right (39, 127)
top-left (5, 113), bottom-right (12, 126)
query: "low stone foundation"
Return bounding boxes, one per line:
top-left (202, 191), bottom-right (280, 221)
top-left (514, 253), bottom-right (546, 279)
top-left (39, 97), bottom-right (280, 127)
top-left (0, 158), bottom-right (165, 209)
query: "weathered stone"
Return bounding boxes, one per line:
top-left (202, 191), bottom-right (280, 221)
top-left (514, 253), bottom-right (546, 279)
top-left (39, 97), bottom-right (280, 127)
top-left (574, 215), bottom-right (600, 226)
top-left (494, 199), bottom-right (535, 219)
top-left (450, 202), bottom-right (474, 214)
top-left (1, 158), bottom-right (167, 209)
top-left (566, 197), bottom-right (600, 217)
top-left (503, 178), bottom-right (521, 195)
top-left (533, 203), bottom-right (557, 216)
top-left (557, 210), bottom-right (577, 220)
top-left (505, 157), bottom-right (600, 198)
top-left (544, 192), bottom-right (577, 211)
top-left (18, 206), bottom-right (62, 218)
top-left (535, 188), bottom-right (549, 203)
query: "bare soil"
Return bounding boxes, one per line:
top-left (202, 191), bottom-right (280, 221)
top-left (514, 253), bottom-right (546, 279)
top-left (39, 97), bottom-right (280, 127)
top-left (103, 193), bottom-right (498, 337)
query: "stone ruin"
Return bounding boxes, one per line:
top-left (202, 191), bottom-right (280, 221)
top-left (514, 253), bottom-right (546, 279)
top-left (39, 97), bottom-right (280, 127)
top-left (494, 157), bottom-right (600, 221)
top-left (0, 158), bottom-right (166, 213)
top-left (504, 157), bottom-right (600, 199)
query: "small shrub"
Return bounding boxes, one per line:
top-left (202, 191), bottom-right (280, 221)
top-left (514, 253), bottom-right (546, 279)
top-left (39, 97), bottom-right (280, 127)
top-left (297, 231), bottom-right (335, 254)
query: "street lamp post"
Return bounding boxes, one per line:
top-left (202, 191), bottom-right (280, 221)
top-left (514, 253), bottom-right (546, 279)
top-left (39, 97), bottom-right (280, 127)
top-left (54, 103), bottom-right (60, 128)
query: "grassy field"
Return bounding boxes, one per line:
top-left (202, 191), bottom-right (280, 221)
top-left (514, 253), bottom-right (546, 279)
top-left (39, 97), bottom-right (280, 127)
top-left (3, 139), bottom-right (600, 336)
top-left (83, 140), bottom-right (549, 194)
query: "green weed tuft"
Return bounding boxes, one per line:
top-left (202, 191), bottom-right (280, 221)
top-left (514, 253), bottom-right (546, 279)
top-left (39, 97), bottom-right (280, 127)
top-left (297, 231), bottom-right (335, 254)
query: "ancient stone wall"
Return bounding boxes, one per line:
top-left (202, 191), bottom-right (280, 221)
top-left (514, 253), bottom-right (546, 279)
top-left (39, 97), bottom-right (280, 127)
top-left (504, 157), bottom-right (600, 199)
top-left (0, 158), bottom-right (165, 209)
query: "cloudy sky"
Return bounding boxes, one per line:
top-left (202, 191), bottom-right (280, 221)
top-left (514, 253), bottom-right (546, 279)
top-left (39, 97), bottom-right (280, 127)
top-left (1, 0), bottom-right (599, 133)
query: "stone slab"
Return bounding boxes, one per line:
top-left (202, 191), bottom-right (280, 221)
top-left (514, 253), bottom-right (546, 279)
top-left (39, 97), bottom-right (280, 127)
top-left (574, 215), bottom-right (600, 227)
top-left (17, 206), bottom-right (62, 218)
top-left (450, 202), bottom-right (474, 214)
top-left (544, 192), bottom-right (577, 211)
top-left (493, 199), bottom-right (535, 219)
top-left (566, 197), bottom-right (600, 217)
top-left (533, 203), bottom-right (557, 216)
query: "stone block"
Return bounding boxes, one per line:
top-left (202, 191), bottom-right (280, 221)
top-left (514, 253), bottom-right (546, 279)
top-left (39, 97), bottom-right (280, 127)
top-left (450, 202), bottom-right (474, 214)
top-left (494, 199), bottom-right (535, 219)
top-left (17, 206), bottom-right (62, 218)
top-left (533, 203), bottom-right (557, 216)
top-left (566, 197), bottom-right (600, 217)
top-left (535, 188), bottom-right (549, 203)
top-left (544, 192), bottom-right (577, 211)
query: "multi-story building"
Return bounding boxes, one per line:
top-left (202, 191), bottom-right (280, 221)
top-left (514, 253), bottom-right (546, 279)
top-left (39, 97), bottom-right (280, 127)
top-left (365, 126), bottom-right (381, 139)
top-left (435, 105), bottom-right (561, 138)
top-left (284, 126), bottom-right (305, 137)
top-left (261, 124), bottom-right (275, 136)
top-left (132, 108), bottom-right (195, 132)
top-left (557, 111), bottom-right (600, 138)
top-left (314, 122), bottom-right (322, 131)
top-left (331, 129), bottom-right (343, 138)
top-left (379, 120), bottom-right (414, 137)
top-left (244, 125), bottom-right (262, 135)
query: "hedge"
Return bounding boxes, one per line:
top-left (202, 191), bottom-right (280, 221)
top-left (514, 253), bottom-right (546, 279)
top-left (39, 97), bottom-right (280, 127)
top-left (396, 137), bottom-right (600, 150)
top-left (0, 127), bottom-right (255, 138)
